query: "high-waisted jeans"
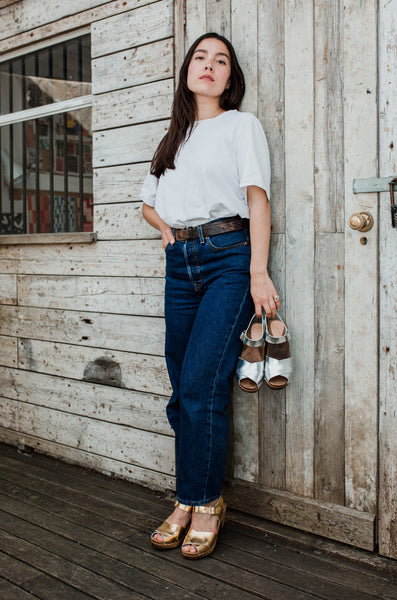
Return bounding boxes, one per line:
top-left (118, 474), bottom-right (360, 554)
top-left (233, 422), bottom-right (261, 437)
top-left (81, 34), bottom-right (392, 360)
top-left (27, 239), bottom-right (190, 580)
top-left (164, 226), bottom-right (254, 505)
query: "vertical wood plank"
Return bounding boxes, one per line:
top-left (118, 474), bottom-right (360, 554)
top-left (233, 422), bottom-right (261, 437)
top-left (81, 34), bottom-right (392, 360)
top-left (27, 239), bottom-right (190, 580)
top-left (185, 0), bottom-right (206, 51)
top-left (314, 0), bottom-right (344, 233)
top-left (314, 233), bottom-right (345, 504)
top-left (258, 0), bottom-right (285, 234)
top-left (343, 0), bottom-right (378, 513)
top-left (284, 0), bottom-right (315, 497)
top-left (259, 234), bottom-right (286, 490)
top-left (378, 0), bottom-right (397, 559)
top-left (174, 0), bottom-right (185, 86)
top-left (229, 0), bottom-right (259, 484)
top-left (232, 381), bottom-right (259, 482)
top-left (206, 0), bottom-right (231, 37)
top-left (231, 0), bottom-right (258, 114)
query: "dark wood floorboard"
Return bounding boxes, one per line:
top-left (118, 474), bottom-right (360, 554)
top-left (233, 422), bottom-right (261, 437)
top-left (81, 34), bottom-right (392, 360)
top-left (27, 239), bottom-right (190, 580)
top-left (0, 443), bottom-right (396, 600)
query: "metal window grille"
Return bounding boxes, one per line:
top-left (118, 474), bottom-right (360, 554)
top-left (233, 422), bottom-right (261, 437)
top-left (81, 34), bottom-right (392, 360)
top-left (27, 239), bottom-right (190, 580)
top-left (0, 34), bottom-right (92, 235)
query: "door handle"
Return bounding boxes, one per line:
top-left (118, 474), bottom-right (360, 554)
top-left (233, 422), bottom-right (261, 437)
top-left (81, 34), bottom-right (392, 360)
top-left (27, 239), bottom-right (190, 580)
top-left (348, 212), bottom-right (374, 232)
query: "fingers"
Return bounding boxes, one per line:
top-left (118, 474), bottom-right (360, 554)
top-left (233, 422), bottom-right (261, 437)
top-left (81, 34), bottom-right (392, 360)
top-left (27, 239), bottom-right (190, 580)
top-left (161, 228), bottom-right (175, 250)
top-left (264, 299), bottom-right (277, 319)
top-left (255, 295), bottom-right (280, 319)
top-left (251, 276), bottom-right (281, 318)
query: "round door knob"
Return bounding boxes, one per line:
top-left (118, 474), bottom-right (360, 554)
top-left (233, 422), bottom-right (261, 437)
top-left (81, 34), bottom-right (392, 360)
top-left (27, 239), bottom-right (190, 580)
top-left (348, 211), bottom-right (374, 232)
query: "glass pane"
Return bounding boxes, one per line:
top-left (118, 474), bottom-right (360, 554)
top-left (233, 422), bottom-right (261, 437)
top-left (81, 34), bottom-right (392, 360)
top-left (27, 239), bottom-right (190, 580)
top-left (1, 124), bottom-right (24, 234)
top-left (0, 34), bottom-right (91, 115)
top-left (0, 107), bottom-right (92, 234)
top-left (0, 34), bottom-right (92, 235)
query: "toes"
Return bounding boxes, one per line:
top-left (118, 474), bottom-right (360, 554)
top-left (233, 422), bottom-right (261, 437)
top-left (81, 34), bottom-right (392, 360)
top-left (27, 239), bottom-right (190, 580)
top-left (154, 533), bottom-right (164, 543)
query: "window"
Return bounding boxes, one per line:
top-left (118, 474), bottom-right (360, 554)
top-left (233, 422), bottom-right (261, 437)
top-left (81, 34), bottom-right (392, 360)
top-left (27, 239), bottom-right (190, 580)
top-left (0, 35), bottom-right (93, 235)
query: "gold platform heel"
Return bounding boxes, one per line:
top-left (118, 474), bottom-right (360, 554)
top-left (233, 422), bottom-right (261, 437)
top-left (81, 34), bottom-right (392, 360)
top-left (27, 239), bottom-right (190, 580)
top-left (151, 501), bottom-right (192, 550)
top-left (181, 496), bottom-right (226, 559)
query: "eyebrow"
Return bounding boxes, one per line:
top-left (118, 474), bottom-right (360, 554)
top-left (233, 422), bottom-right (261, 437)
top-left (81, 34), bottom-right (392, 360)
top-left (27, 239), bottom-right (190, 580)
top-left (194, 48), bottom-right (230, 60)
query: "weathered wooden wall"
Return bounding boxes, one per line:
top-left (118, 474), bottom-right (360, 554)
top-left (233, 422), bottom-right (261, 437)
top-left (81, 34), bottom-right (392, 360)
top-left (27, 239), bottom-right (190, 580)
top-left (179, 0), bottom-right (380, 552)
top-left (378, 0), bottom-right (397, 560)
top-left (0, 0), bottom-right (175, 492)
top-left (0, 0), bottom-right (395, 557)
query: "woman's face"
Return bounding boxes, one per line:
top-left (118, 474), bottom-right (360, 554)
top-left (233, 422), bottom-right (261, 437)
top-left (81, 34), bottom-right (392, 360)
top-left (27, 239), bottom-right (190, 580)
top-left (187, 38), bottom-right (231, 103)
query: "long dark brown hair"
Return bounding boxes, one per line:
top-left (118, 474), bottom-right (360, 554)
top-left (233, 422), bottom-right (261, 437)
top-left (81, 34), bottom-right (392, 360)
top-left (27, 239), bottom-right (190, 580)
top-left (150, 32), bottom-right (245, 178)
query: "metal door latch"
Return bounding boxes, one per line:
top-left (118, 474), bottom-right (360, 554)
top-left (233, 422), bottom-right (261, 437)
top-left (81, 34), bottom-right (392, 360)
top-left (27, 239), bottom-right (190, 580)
top-left (353, 176), bottom-right (397, 228)
top-left (389, 177), bottom-right (397, 228)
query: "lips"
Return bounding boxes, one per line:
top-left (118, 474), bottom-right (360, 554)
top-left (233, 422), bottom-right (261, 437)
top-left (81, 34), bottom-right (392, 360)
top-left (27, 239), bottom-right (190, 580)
top-left (200, 75), bottom-right (214, 81)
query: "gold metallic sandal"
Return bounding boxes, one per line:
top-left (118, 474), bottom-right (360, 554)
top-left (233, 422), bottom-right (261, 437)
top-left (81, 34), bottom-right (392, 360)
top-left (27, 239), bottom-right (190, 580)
top-left (181, 496), bottom-right (226, 560)
top-left (151, 501), bottom-right (192, 550)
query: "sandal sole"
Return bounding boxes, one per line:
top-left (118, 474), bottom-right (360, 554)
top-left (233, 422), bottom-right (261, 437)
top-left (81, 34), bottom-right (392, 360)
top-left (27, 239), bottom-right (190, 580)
top-left (151, 539), bottom-right (184, 550)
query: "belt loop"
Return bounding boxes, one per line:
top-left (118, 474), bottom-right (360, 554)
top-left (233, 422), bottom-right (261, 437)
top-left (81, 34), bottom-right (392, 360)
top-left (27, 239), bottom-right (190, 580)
top-left (198, 225), bottom-right (205, 244)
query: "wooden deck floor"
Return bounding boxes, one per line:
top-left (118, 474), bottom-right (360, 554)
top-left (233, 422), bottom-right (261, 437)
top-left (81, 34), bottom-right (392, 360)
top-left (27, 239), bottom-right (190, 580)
top-left (0, 443), bottom-right (396, 600)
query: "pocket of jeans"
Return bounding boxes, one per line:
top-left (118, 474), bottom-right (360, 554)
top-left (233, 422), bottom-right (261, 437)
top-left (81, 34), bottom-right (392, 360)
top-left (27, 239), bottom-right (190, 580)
top-left (206, 229), bottom-right (250, 251)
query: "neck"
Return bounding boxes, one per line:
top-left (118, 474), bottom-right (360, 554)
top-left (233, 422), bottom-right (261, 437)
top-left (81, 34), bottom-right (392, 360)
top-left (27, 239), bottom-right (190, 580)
top-left (195, 97), bottom-right (224, 121)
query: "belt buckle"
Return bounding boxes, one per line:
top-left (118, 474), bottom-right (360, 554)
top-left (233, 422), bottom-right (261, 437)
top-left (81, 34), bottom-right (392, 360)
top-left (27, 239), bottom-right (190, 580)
top-left (187, 226), bottom-right (196, 239)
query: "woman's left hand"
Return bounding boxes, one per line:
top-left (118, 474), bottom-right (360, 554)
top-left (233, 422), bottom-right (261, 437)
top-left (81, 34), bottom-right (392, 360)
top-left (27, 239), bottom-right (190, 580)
top-left (250, 271), bottom-right (280, 319)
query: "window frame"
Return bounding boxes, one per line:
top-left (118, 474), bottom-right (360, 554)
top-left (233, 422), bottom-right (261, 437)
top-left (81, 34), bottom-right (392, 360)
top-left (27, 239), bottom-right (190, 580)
top-left (0, 30), bottom-right (95, 243)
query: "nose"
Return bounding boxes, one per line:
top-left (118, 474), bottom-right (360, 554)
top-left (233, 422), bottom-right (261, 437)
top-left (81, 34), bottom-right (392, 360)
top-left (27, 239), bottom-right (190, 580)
top-left (205, 64), bottom-right (214, 71)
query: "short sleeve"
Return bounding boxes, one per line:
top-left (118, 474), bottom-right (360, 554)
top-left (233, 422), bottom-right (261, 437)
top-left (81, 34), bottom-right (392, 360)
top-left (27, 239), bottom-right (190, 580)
top-left (139, 172), bottom-right (159, 207)
top-left (237, 114), bottom-right (271, 201)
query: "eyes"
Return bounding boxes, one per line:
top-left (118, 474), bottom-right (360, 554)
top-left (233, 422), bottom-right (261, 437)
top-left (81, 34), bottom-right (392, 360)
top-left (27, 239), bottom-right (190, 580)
top-left (194, 54), bottom-right (228, 66)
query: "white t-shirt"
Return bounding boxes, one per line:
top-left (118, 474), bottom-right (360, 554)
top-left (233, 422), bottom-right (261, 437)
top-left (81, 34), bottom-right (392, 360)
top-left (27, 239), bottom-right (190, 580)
top-left (140, 109), bottom-right (271, 228)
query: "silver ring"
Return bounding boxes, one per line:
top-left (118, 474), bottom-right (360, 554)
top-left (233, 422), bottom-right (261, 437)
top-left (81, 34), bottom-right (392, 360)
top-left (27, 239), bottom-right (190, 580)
top-left (274, 295), bottom-right (280, 300)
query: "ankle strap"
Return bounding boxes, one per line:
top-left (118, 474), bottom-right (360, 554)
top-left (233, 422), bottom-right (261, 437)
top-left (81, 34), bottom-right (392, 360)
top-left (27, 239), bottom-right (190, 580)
top-left (193, 496), bottom-right (224, 516)
top-left (174, 501), bottom-right (192, 513)
top-left (194, 505), bottom-right (223, 516)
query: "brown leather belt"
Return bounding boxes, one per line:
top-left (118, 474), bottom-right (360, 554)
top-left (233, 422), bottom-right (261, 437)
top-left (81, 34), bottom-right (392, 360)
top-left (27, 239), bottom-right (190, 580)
top-left (174, 216), bottom-right (249, 241)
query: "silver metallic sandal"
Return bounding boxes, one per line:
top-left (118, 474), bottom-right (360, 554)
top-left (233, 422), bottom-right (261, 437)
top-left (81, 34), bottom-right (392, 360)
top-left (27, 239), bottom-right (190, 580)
top-left (264, 312), bottom-right (292, 389)
top-left (236, 312), bottom-right (266, 392)
top-left (151, 501), bottom-right (192, 549)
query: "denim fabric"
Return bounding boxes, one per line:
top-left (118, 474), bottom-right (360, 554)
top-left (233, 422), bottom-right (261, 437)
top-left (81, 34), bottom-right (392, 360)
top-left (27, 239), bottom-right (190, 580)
top-left (164, 227), bottom-right (254, 505)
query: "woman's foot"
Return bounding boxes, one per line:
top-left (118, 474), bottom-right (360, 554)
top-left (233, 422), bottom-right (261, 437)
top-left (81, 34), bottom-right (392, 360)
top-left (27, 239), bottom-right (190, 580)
top-left (152, 505), bottom-right (191, 545)
top-left (151, 501), bottom-right (192, 549)
top-left (182, 498), bottom-right (222, 556)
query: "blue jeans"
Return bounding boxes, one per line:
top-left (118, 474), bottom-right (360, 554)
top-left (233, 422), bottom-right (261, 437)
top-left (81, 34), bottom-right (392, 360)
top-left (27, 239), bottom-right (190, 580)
top-left (164, 226), bottom-right (254, 505)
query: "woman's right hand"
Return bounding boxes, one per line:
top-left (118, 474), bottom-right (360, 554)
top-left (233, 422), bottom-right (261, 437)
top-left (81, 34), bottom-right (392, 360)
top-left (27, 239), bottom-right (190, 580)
top-left (161, 226), bottom-right (175, 250)
top-left (142, 203), bottom-right (175, 250)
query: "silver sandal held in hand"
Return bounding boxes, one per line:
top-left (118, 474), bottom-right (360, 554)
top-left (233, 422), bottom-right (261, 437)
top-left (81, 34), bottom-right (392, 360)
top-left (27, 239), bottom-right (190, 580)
top-left (236, 312), bottom-right (266, 392)
top-left (264, 312), bottom-right (292, 389)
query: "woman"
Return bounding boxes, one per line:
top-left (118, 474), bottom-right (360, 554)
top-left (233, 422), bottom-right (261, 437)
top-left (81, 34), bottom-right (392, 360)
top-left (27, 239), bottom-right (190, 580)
top-left (140, 32), bottom-right (280, 559)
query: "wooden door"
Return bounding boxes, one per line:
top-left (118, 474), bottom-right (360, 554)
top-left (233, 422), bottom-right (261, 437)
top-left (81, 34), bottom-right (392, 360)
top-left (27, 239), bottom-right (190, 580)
top-left (378, 0), bottom-right (397, 560)
top-left (176, 0), bottom-right (397, 554)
